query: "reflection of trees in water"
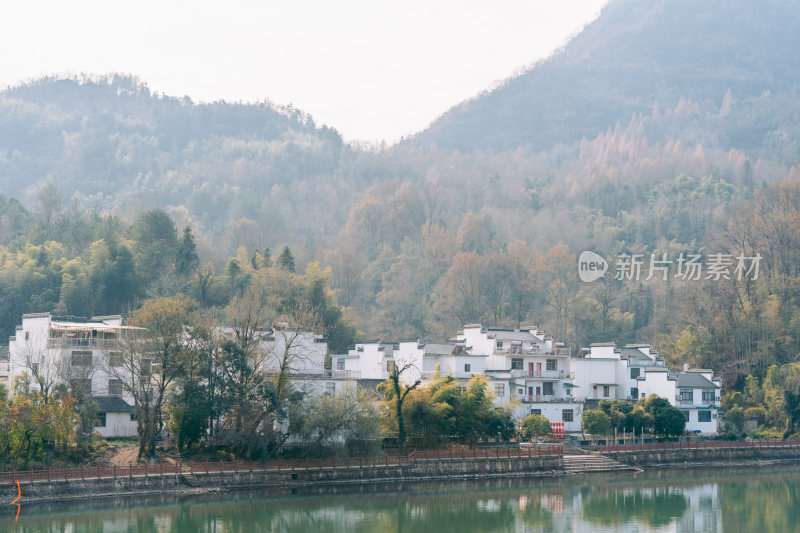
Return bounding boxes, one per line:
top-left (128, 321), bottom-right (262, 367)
top-left (720, 478), bottom-right (800, 533)
top-left (581, 486), bottom-right (688, 528)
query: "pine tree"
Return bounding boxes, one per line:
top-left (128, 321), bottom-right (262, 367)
top-left (175, 227), bottom-right (199, 276)
top-left (277, 246), bottom-right (295, 273)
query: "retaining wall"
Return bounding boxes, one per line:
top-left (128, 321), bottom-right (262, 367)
top-left (604, 444), bottom-right (800, 466)
top-left (0, 455), bottom-right (563, 503)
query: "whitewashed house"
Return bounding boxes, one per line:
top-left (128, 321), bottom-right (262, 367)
top-left (8, 313), bottom-right (138, 438)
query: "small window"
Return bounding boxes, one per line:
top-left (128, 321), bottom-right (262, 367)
top-left (96, 412), bottom-right (107, 427)
top-left (562, 409), bottom-right (574, 422)
top-left (141, 359), bottom-right (152, 377)
top-left (698, 410), bottom-right (711, 422)
top-left (630, 367), bottom-right (640, 379)
top-left (702, 390), bottom-right (715, 402)
top-left (464, 363), bottom-right (471, 373)
top-left (517, 388), bottom-right (524, 395)
top-left (25, 331), bottom-right (29, 340)
top-left (71, 351), bottom-right (93, 367)
top-left (130, 411), bottom-right (136, 421)
top-left (496, 340), bottom-right (503, 349)
top-left (336, 358), bottom-right (345, 370)
top-left (565, 387), bottom-right (572, 396)
top-left (30, 362), bottom-right (39, 375)
top-left (546, 359), bottom-right (557, 371)
top-left (71, 379), bottom-right (92, 395)
top-left (630, 388), bottom-right (639, 399)
top-left (603, 385), bottom-right (610, 397)
top-left (109, 352), bottom-right (123, 367)
top-left (511, 358), bottom-right (523, 370)
top-left (680, 389), bottom-right (693, 402)
top-left (108, 379), bottom-right (123, 396)
top-left (493, 383), bottom-right (504, 397)
top-left (682, 410), bottom-right (690, 421)
top-left (543, 382), bottom-right (554, 396)
top-left (325, 382), bottom-right (336, 395)
top-left (531, 409), bottom-right (542, 416)
top-left (386, 360), bottom-right (395, 373)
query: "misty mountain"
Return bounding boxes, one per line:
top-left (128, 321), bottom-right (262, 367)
top-left (415, 0), bottom-right (800, 158)
top-left (0, 75), bottom-right (352, 244)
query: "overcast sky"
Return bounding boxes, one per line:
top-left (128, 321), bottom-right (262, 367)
top-left (1, 1), bottom-right (607, 142)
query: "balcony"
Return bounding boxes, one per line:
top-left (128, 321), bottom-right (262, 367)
top-left (323, 369), bottom-right (361, 380)
top-left (510, 369), bottom-right (572, 380)
top-left (47, 338), bottom-right (122, 350)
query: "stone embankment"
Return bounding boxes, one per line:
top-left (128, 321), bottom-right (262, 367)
top-left (0, 452), bottom-right (563, 504)
top-left (603, 442), bottom-right (800, 468)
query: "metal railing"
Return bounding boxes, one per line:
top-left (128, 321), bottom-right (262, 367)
top-left (47, 338), bottom-right (121, 350)
top-left (0, 445), bottom-right (564, 484)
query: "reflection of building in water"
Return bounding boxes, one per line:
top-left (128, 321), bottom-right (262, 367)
top-left (571, 482), bottom-right (722, 533)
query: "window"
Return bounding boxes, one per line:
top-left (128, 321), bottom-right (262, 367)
top-left (565, 387), bottom-right (572, 396)
top-left (336, 358), bottom-right (345, 371)
top-left (386, 360), bottom-right (395, 373)
top-left (24, 331), bottom-right (29, 340)
top-left (702, 390), bottom-right (715, 403)
top-left (682, 410), bottom-right (690, 421)
top-left (630, 367), bottom-right (640, 379)
top-left (543, 382), bottom-right (554, 396)
top-left (562, 409), bottom-right (574, 422)
top-left (325, 382), bottom-right (336, 395)
top-left (71, 351), bottom-right (92, 367)
top-left (496, 340), bottom-right (503, 349)
top-left (109, 352), bottom-right (123, 367)
top-left (71, 379), bottom-right (92, 395)
top-left (30, 362), bottom-right (39, 375)
top-left (96, 412), bottom-right (107, 427)
top-left (680, 389), bottom-right (693, 403)
top-left (511, 358), bottom-right (523, 370)
top-left (141, 359), bottom-right (152, 377)
top-left (108, 379), bottom-right (122, 396)
top-left (546, 359), bottom-right (557, 371)
top-left (531, 409), bottom-right (542, 416)
top-left (494, 384), bottom-right (504, 397)
top-left (130, 411), bottom-right (136, 421)
top-left (464, 363), bottom-right (471, 373)
top-left (517, 388), bottom-right (524, 396)
top-left (698, 410), bottom-right (712, 422)
top-left (603, 385), bottom-right (610, 397)
top-left (630, 388), bottom-right (639, 400)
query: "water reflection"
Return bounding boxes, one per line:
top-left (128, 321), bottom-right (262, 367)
top-left (3, 466), bottom-right (800, 532)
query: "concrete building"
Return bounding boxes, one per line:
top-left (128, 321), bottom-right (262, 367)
top-left (8, 313), bottom-right (139, 438)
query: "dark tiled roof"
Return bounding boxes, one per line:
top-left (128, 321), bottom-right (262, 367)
top-left (93, 396), bottom-right (134, 413)
top-left (676, 372), bottom-right (720, 389)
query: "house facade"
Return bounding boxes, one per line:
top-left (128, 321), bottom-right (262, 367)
top-left (8, 313), bottom-right (138, 438)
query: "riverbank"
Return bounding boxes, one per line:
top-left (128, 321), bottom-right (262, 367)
top-left (4, 442), bottom-right (800, 505)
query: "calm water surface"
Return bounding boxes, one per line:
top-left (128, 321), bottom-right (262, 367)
top-left (3, 465), bottom-right (800, 532)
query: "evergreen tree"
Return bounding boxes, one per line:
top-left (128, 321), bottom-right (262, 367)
top-left (277, 246), bottom-right (295, 273)
top-left (175, 227), bottom-right (199, 276)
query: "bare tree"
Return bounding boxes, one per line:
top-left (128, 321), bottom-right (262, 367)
top-left (104, 296), bottom-right (193, 460)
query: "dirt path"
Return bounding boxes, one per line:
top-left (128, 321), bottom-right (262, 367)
top-left (108, 446), bottom-right (140, 466)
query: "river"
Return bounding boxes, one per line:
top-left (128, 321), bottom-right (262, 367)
top-left (2, 465), bottom-right (799, 532)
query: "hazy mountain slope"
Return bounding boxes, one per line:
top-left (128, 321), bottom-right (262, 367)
top-left (0, 75), bottom-right (357, 245)
top-left (415, 0), bottom-right (800, 156)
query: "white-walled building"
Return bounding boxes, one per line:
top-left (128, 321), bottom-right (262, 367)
top-left (8, 313), bottom-right (138, 438)
top-left (337, 327), bottom-right (722, 436)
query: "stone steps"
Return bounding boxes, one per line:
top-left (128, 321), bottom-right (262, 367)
top-left (562, 454), bottom-right (637, 473)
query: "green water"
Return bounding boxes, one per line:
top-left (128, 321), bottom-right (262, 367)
top-left (3, 466), bottom-right (800, 532)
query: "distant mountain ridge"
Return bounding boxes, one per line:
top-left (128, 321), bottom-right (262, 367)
top-left (414, 0), bottom-right (800, 157)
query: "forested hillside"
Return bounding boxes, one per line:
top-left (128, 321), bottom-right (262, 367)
top-left (416, 0), bottom-right (800, 155)
top-left (1, 0), bottom-right (800, 391)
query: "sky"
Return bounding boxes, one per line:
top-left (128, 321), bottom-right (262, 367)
top-left (1, 1), bottom-right (608, 143)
